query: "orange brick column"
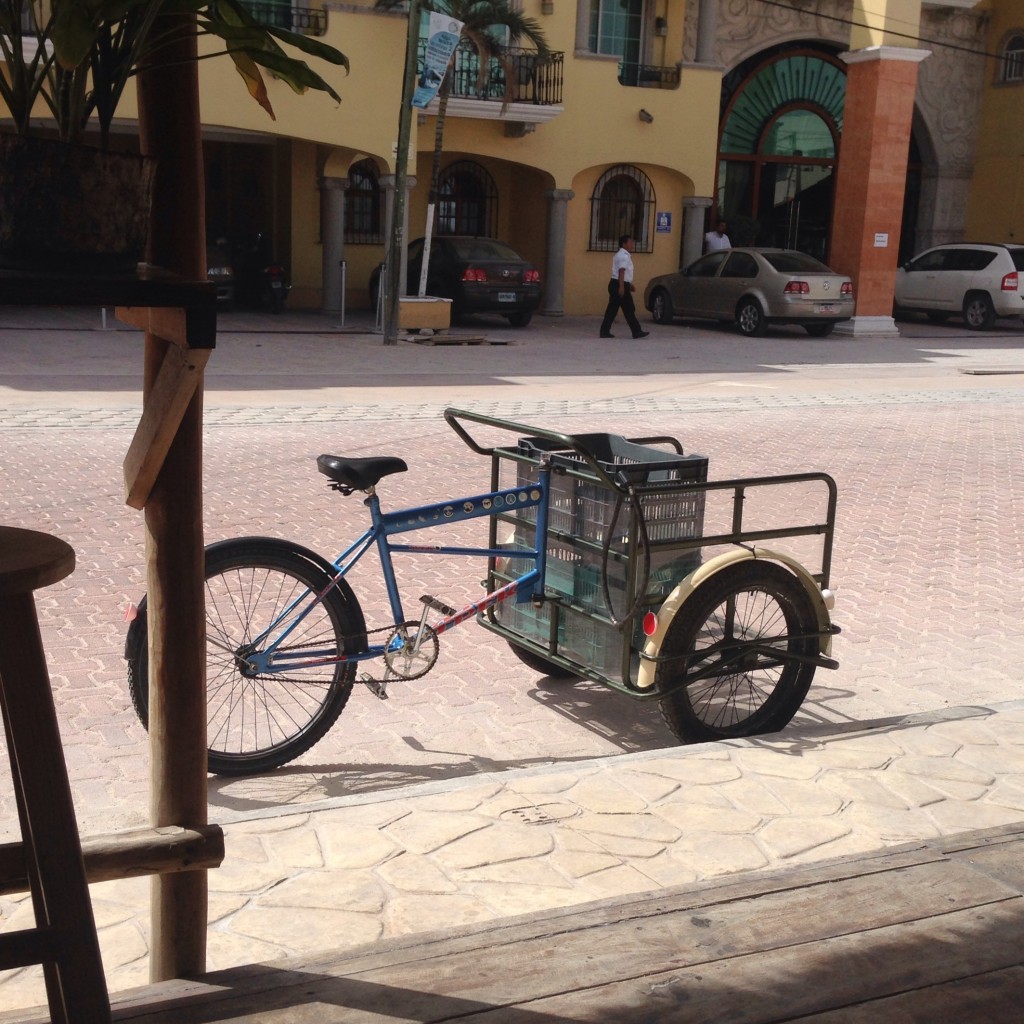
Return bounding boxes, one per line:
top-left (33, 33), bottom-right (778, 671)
top-left (830, 47), bottom-right (928, 336)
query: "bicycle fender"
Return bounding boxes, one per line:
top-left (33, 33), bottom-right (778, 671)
top-left (634, 546), bottom-right (833, 691)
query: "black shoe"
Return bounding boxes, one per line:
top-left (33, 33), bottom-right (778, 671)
top-left (633, 331), bottom-right (650, 339)
top-left (599, 332), bottom-right (614, 338)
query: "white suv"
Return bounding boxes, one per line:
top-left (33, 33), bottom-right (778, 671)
top-left (894, 243), bottom-right (1024, 329)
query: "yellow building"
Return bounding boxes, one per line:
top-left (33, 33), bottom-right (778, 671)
top-left (2, 1), bottom-right (996, 327)
top-left (966, 0), bottom-right (1024, 243)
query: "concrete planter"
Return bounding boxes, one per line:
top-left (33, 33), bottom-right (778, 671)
top-left (398, 296), bottom-right (452, 331)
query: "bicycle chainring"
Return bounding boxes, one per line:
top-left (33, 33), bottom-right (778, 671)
top-left (383, 622), bottom-right (439, 681)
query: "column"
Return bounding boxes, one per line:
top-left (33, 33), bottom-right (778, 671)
top-left (695, 0), bottom-right (718, 64)
top-left (319, 176), bottom-right (347, 314)
top-left (683, 196), bottom-right (712, 267)
top-left (830, 46), bottom-right (929, 336)
top-left (542, 188), bottom-right (574, 316)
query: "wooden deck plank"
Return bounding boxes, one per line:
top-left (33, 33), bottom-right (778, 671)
top-left (4, 830), bottom-right (1022, 1023)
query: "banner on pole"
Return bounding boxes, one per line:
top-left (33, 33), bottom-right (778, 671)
top-left (412, 13), bottom-right (464, 109)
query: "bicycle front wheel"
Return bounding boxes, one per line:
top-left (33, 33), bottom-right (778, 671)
top-left (128, 538), bottom-right (364, 775)
top-left (656, 561), bottom-right (819, 744)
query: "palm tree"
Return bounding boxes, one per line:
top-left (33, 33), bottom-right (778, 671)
top-left (377, 0), bottom-right (549, 286)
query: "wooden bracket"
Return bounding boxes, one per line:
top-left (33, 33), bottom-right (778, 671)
top-left (123, 342), bottom-right (210, 509)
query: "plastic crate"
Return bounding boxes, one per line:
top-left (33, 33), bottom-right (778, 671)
top-left (511, 434), bottom-right (708, 547)
top-left (518, 434), bottom-right (708, 488)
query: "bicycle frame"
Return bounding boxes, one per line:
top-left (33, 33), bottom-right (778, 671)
top-left (242, 463), bottom-right (557, 677)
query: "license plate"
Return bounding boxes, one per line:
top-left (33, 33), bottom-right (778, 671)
top-left (271, 281), bottom-right (283, 289)
top-left (817, 303), bottom-right (835, 314)
top-left (498, 291), bottom-right (516, 302)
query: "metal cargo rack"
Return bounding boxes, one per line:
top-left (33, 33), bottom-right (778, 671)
top-left (444, 410), bottom-right (837, 698)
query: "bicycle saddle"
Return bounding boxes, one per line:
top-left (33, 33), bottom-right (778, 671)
top-left (317, 454), bottom-right (408, 491)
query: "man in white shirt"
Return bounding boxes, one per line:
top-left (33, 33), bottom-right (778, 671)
top-left (599, 234), bottom-right (649, 339)
top-left (705, 220), bottom-right (732, 252)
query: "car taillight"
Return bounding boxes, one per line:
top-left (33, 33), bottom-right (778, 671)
top-left (461, 266), bottom-right (487, 283)
top-left (841, 281), bottom-right (853, 296)
top-left (1001, 271), bottom-right (1019, 292)
top-left (524, 268), bottom-right (541, 284)
top-left (783, 280), bottom-right (810, 294)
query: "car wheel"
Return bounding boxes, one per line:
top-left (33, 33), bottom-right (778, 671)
top-left (506, 310), bottom-right (532, 328)
top-left (736, 298), bottom-right (767, 337)
top-left (962, 293), bottom-right (995, 330)
top-left (651, 289), bottom-right (674, 325)
top-left (804, 323), bottom-right (834, 338)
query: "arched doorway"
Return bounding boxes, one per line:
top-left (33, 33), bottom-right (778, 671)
top-left (716, 48), bottom-right (845, 261)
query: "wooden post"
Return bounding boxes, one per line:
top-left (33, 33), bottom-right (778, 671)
top-left (136, 14), bottom-right (209, 982)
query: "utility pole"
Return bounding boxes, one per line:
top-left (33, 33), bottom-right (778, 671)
top-left (384, 1), bottom-right (421, 345)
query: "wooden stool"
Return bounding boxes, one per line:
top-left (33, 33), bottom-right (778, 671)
top-left (0, 527), bottom-right (111, 1022)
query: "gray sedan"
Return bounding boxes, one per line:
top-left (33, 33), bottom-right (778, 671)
top-left (643, 248), bottom-right (854, 337)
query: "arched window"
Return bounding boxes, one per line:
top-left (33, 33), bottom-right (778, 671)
top-left (717, 50), bottom-right (845, 260)
top-left (345, 160), bottom-right (382, 244)
top-left (437, 161), bottom-right (497, 237)
top-left (1001, 34), bottom-right (1024, 83)
top-left (589, 165), bottom-right (655, 252)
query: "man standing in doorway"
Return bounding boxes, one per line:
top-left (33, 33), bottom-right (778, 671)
top-left (705, 220), bottom-right (732, 252)
top-left (599, 234), bottom-right (649, 339)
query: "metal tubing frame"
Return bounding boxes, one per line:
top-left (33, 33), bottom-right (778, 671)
top-left (251, 467), bottom-right (555, 675)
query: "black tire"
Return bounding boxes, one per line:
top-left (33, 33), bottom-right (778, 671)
top-left (127, 538), bottom-right (365, 775)
top-left (506, 309), bottom-right (533, 328)
top-left (651, 288), bottom-right (674, 325)
top-left (804, 323), bottom-right (834, 338)
top-left (736, 298), bottom-right (767, 337)
top-left (963, 292), bottom-right (996, 330)
top-left (506, 640), bottom-right (579, 679)
top-left (656, 561), bottom-right (819, 744)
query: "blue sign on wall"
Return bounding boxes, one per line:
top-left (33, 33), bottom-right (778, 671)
top-left (656, 211), bottom-right (672, 233)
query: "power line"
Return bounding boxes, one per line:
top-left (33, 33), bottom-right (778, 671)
top-left (756, 0), bottom-right (1000, 62)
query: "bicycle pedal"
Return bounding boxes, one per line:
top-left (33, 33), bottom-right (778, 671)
top-left (361, 675), bottom-right (389, 701)
top-left (420, 594), bottom-right (456, 617)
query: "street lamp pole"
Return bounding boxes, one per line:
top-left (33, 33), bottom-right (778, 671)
top-left (384, 0), bottom-right (422, 345)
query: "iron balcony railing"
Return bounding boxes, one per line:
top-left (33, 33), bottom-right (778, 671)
top-left (241, 1), bottom-right (327, 37)
top-left (617, 62), bottom-right (681, 89)
top-left (418, 44), bottom-right (564, 106)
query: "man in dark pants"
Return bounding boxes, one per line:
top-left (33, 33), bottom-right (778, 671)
top-left (599, 234), bottom-right (649, 339)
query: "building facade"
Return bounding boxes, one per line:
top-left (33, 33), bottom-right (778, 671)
top-left (2, 1), bottom-right (1002, 324)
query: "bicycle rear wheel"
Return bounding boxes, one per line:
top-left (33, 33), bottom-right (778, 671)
top-left (127, 538), bottom-right (365, 775)
top-left (656, 561), bottom-right (819, 743)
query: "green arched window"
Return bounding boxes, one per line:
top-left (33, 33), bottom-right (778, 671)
top-left (717, 52), bottom-right (845, 260)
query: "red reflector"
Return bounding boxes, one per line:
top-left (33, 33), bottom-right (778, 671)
top-left (461, 267), bottom-right (487, 283)
top-left (643, 611), bottom-right (658, 637)
top-left (524, 269), bottom-right (541, 284)
top-left (841, 281), bottom-right (853, 296)
top-left (784, 280), bottom-right (810, 294)
top-left (1002, 271), bottom-right (1018, 292)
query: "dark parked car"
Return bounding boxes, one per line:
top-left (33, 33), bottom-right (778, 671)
top-left (370, 236), bottom-right (541, 327)
top-left (206, 242), bottom-right (235, 306)
top-left (644, 248), bottom-right (854, 337)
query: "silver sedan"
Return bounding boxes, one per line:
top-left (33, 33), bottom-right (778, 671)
top-left (643, 248), bottom-right (854, 337)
